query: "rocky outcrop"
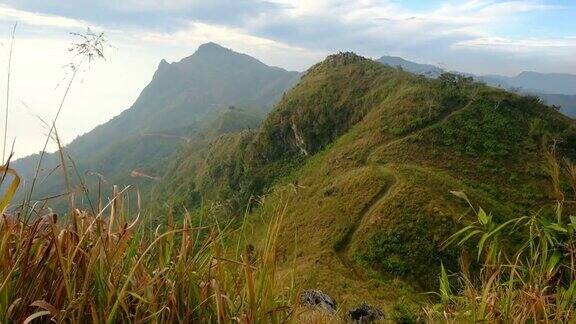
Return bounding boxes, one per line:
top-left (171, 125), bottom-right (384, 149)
top-left (348, 302), bottom-right (384, 323)
top-left (299, 289), bottom-right (336, 314)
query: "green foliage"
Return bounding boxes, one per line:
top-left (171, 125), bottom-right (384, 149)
top-left (426, 154), bottom-right (576, 322)
top-left (428, 92), bottom-right (576, 159)
top-left (390, 301), bottom-right (418, 324)
top-left (0, 179), bottom-right (301, 323)
top-left (358, 212), bottom-right (459, 289)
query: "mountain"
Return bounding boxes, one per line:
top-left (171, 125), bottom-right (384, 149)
top-left (377, 55), bottom-right (443, 77)
top-left (377, 55), bottom-right (576, 118)
top-left (155, 52), bottom-right (576, 310)
top-left (538, 93), bottom-right (576, 117)
top-left (11, 43), bottom-right (299, 208)
top-left (486, 71), bottom-right (576, 95)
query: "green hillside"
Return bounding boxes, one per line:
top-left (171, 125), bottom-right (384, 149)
top-left (153, 107), bottom-right (263, 212)
top-left (155, 52), bottom-right (576, 311)
top-left (11, 43), bottom-right (298, 210)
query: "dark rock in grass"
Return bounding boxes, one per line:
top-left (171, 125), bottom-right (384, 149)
top-left (299, 289), bottom-right (336, 314)
top-left (348, 302), bottom-right (384, 323)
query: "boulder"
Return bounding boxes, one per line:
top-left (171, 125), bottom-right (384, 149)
top-left (299, 289), bottom-right (336, 314)
top-left (348, 302), bottom-right (384, 323)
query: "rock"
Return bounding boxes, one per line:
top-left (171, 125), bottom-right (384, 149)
top-left (299, 289), bottom-right (336, 314)
top-left (348, 302), bottom-right (384, 323)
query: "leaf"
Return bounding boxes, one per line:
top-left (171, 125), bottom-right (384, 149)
top-left (444, 225), bottom-right (477, 247)
top-left (23, 310), bottom-right (51, 324)
top-left (128, 292), bottom-right (150, 304)
top-left (477, 233), bottom-right (488, 261)
top-left (439, 263), bottom-right (452, 305)
top-left (450, 190), bottom-right (469, 201)
top-left (547, 223), bottom-right (568, 233)
top-left (6, 298), bottom-right (22, 318)
top-left (478, 208), bottom-right (489, 226)
top-left (546, 252), bottom-right (562, 276)
top-left (457, 229), bottom-right (483, 246)
top-left (559, 280), bottom-right (576, 310)
top-left (568, 215), bottom-right (576, 230)
top-left (0, 166), bottom-right (20, 212)
top-left (30, 300), bottom-right (59, 317)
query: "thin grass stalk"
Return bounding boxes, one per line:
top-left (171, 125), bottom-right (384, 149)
top-left (22, 54), bottom-right (85, 221)
top-left (24, 31), bottom-right (106, 221)
top-left (2, 23), bottom-right (16, 164)
top-left (53, 128), bottom-right (75, 221)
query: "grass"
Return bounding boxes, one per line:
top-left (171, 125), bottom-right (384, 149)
top-left (0, 182), bottom-right (303, 323)
top-left (425, 146), bottom-right (576, 322)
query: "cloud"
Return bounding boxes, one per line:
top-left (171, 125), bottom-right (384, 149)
top-left (455, 36), bottom-right (576, 53)
top-left (0, 5), bottom-right (91, 29)
top-left (2, 0), bottom-right (572, 64)
top-left (0, 0), bottom-right (283, 32)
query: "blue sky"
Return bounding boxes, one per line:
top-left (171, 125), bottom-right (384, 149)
top-left (0, 0), bottom-right (574, 158)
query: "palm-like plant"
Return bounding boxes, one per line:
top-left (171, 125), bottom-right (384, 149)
top-left (427, 147), bottom-right (576, 323)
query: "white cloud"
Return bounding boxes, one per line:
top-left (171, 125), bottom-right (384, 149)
top-left (456, 36), bottom-right (576, 52)
top-left (0, 5), bottom-right (92, 29)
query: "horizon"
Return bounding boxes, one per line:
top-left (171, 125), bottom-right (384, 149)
top-left (0, 0), bottom-right (575, 158)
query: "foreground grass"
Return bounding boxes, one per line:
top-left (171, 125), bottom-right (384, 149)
top-left (425, 149), bottom-right (576, 323)
top-left (0, 185), bottom-right (299, 323)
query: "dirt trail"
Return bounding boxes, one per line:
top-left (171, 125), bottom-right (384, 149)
top-left (334, 169), bottom-right (398, 279)
top-left (366, 101), bottom-right (471, 163)
top-left (334, 99), bottom-right (472, 277)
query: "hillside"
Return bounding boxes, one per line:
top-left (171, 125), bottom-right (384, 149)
top-left (11, 43), bottom-right (299, 208)
top-left (156, 52), bottom-right (576, 312)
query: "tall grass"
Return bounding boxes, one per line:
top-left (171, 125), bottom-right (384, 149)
top-left (426, 146), bottom-right (576, 323)
top-left (0, 183), bottom-right (299, 323)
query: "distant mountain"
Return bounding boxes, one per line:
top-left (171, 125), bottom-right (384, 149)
top-left (538, 93), bottom-right (576, 118)
top-left (377, 55), bottom-right (443, 77)
top-left (65, 42), bottom-right (300, 158)
top-left (377, 55), bottom-right (576, 118)
top-left (485, 72), bottom-right (576, 95)
top-left (11, 43), bottom-right (300, 208)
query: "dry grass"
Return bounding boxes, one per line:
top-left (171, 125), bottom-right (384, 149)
top-left (0, 184), bottom-right (305, 323)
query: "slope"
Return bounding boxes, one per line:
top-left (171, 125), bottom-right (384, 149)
top-left (159, 52), bottom-right (576, 312)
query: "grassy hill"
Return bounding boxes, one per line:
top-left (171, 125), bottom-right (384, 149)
top-left (156, 52), bottom-right (576, 313)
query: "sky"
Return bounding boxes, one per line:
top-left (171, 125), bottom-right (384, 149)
top-left (0, 0), bottom-right (574, 159)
